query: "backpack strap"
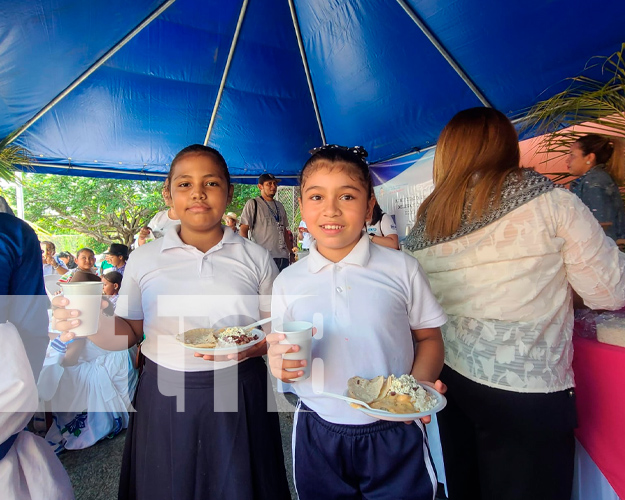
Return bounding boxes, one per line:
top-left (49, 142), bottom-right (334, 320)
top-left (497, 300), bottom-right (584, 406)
top-left (251, 198), bottom-right (258, 231)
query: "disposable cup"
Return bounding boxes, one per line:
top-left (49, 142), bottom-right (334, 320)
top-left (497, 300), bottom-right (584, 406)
top-left (276, 321), bottom-right (313, 381)
top-left (59, 281), bottom-right (103, 336)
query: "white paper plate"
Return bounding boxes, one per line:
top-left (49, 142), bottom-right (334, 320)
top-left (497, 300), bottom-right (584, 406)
top-left (344, 384), bottom-right (447, 422)
top-left (177, 328), bottom-right (266, 355)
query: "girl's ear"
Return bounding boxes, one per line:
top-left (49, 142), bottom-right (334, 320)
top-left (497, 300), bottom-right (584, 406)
top-left (298, 198), bottom-right (304, 221)
top-left (114, 284), bottom-right (119, 291)
top-left (586, 152), bottom-right (597, 166)
top-left (227, 184), bottom-right (234, 205)
top-left (365, 195), bottom-right (375, 221)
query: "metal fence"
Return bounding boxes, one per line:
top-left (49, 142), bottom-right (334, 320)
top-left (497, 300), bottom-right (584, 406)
top-left (276, 186), bottom-right (301, 234)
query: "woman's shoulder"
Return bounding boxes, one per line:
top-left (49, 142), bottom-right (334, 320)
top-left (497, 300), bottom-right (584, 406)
top-left (584, 165), bottom-right (616, 186)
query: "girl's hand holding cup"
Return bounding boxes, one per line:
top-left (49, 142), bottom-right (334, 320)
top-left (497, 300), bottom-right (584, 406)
top-left (51, 294), bottom-right (109, 336)
top-left (266, 321), bottom-right (314, 383)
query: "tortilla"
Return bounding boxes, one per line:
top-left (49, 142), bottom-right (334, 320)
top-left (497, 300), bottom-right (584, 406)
top-left (373, 374), bottom-right (393, 402)
top-left (347, 375), bottom-right (384, 403)
top-left (176, 328), bottom-right (219, 348)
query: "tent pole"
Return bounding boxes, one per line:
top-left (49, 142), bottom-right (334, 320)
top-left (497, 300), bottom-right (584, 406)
top-left (288, 0), bottom-right (326, 145)
top-left (204, 0), bottom-right (250, 146)
top-left (395, 0), bottom-right (492, 108)
top-left (6, 0), bottom-right (178, 145)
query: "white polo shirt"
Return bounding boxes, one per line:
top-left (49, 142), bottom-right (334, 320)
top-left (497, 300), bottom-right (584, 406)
top-left (366, 213), bottom-right (398, 237)
top-left (116, 225), bottom-right (278, 372)
top-left (271, 232), bottom-right (446, 424)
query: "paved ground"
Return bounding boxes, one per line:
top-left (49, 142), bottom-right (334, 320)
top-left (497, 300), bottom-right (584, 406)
top-left (59, 392), bottom-right (299, 500)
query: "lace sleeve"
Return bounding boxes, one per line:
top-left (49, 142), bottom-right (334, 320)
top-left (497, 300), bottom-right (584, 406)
top-left (554, 190), bottom-right (625, 310)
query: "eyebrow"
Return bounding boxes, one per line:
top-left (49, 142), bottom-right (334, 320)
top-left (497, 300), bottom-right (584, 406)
top-left (173, 173), bottom-right (222, 181)
top-left (303, 184), bottom-right (363, 193)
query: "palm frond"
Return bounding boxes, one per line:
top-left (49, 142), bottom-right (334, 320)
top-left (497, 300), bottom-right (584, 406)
top-left (522, 43), bottom-right (625, 162)
top-left (0, 133), bottom-right (33, 184)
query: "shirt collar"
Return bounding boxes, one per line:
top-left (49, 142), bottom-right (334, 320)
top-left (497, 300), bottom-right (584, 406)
top-left (160, 224), bottom-right (242, 253)
top-left (307, 231), bottom-right (371, 273)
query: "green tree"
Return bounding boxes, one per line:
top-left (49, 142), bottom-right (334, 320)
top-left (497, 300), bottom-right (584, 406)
top-left (22, 173), bottom-right (165, 247)
top-left (226, 183), bottom-right (259, 215)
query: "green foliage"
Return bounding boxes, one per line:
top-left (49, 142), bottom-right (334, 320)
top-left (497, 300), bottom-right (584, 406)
top-left (0, 133), bottom-right (31, 183)
top-left (522, 44), bottom-right (625, 162)
top-left (226, 183), bottom-right (259, 215)
top-left (22, 173), bottom-right (165, 247)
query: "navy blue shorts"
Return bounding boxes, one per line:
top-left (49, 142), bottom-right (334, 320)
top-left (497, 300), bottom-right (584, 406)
top-left (293, 401), bottom-right (436, 500)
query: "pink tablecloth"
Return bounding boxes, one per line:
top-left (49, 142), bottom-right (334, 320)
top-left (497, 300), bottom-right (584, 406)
top-left (573, 335), bottom-right (625, 499)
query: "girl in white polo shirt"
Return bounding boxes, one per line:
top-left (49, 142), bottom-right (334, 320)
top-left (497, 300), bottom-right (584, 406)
top-left (52, 145), bottom-right (290, 500)
top-left (267, 145), bottom-right (447, 500)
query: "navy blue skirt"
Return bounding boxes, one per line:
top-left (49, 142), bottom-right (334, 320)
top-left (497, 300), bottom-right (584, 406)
top-left (118, 357), bottom-right (291, 500)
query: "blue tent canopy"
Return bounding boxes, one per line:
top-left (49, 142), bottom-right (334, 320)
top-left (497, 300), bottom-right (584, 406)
top-left (1, 0), bottom-right (624, 184)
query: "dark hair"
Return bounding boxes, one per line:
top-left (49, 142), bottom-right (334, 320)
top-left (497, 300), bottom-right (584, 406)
top-left (76, 247), bottom-right (94, 258)
top-left (41, 240), bottom-right (55, 253)
top-left (102, 271), bottom-right (123, 288)
top-left (165, 144), bottom-right (230, 195)
top-left (300, 145), bottom-right (372, 195)
top-left (370, 201), bottom-right (384, 226)
top-left (576, 134), bottom-right (624, 185)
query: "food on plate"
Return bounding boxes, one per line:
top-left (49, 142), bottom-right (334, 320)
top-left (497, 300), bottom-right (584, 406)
top-left (347, 374), bottom-right (437, 414)
top-left (346, 376), bottom-right (385, 403)
top-left (176, 327), bottom-right (259, 349)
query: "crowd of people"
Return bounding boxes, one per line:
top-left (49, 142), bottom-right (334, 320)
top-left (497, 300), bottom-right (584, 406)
top-left (1, 107), bottom-right (624, 500)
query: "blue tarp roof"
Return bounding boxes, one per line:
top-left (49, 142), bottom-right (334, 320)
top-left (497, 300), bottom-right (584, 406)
top-left (1, 0), bottom-right (624, 184)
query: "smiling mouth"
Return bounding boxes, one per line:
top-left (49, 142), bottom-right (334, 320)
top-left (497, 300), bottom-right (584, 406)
top-left (320, 224), bottom-right (344, 230)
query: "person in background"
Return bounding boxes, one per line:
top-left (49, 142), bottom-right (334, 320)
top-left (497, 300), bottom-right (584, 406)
top-left (404, 107), bottom-right (625, 500)
top-left (136, 182), bottom-right (180, 246)
top-left (0, 212), bottom-right (72, 498)
top-left (57, 251), bottom-right (77, 270)
top-left (297, 220), bottom-right (314, 252)
top-left (41, 241), bottom-right (68, 277)
top-left (567, 134), bottom-right (625, 241)
top-left (366, 199), bottom-right (399, 249)
top-left (58, 248), bottom-right (97, 283)
top-left (102, 271), bottom-right (123, 307)
top-left (104, 244), bottom-right (129, 276)
top-left (37, 270), bottom-right (138, 455)
top-left (223, 212), bottom-right (239, 233)
top-left (239, 173), bottom-right (292, 272)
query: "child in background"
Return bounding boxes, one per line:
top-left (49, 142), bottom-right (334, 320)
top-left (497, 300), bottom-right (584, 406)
top-left (57, 247), bottom-right (98, 283)
top-left (101, 271), bottom-right (123, 307)
top-left (267, 145), bottom-right (447, 500)
top-left (37, 270), bottom-right (138, 454)
top-left (52, 144), bottom-right (290, 500)
top-left (366, 198), bottom-right (400, 249)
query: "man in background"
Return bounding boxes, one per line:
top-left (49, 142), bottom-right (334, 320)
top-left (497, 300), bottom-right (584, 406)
top-left (239, 174), bottom-right (291, 272)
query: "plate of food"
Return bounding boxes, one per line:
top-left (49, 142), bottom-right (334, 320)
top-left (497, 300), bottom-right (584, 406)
top-left (175, 327), bottom-right (266, 355)
top-left (345, 374), bottom-right (446, 422)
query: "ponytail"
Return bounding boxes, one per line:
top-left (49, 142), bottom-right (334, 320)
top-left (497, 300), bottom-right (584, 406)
top-left (606, 138), bottom-right (625, 185)
top-left (576, 134), bottom-right (625, 185)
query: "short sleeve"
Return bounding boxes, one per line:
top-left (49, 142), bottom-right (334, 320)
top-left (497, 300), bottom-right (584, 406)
top-left (258, 249), bottom-right (279, 313)
top-left (381, 213), bottom-right (398, 236)
top-left (554, 190), bottom-right (625, 309)
top-left (239, 199), bottom-right (255, 226)
top-left (115, 254), bottom-right (144, 320)
top-left (270, 273), bottom-right (294, 325)
top-left (406, 258), bottom-right (447, 330)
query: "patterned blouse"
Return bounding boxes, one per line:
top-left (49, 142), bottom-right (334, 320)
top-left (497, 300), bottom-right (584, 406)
top-left (406, 188), bottom-right (625, 393)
